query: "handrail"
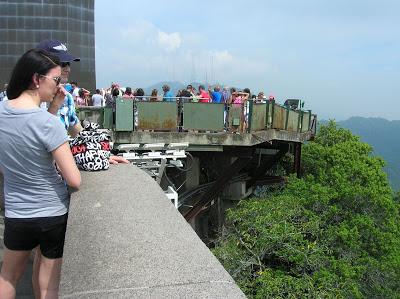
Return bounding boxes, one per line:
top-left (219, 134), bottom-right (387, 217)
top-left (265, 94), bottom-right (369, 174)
top-left (77, 99), bottom-right (315, 134)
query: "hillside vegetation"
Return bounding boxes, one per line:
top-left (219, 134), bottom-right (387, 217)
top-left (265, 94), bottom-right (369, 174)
top-left (338, 117), bottom-right (400, 190)
top-left (213, 121), bottom-right (400, 298)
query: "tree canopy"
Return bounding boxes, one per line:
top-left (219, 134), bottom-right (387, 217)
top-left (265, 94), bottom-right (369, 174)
top-left (213, 121), bottom-right (400, 298)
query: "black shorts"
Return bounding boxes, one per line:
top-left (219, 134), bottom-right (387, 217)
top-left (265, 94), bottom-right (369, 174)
top-left (4, 213), bottom-right (68, 259)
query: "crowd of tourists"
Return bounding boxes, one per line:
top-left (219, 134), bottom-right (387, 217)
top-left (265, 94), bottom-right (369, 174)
top-left (2, 74), bottom-right (278, 111)
top-left (3, 82), bottom-right (276, 110)
top-left (100, 84), bottom-right (275, 106)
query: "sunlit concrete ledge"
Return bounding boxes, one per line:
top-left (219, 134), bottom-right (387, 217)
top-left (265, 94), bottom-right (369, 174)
top-left (59, 164), bottom-right (246, 298)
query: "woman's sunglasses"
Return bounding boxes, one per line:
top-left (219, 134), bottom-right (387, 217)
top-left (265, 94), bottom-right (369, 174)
top-left (61, 62), bottom-right (70, 68)
top-left (39, 75), bottom-right (62, 85)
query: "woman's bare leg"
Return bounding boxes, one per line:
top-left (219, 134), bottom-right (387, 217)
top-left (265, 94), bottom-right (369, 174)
top-left (32, 247), bottom-right (41, 299)
top-left (37, 254), bottom-right (62, 299)
top-left (0, 248), bottom-right (31, 299)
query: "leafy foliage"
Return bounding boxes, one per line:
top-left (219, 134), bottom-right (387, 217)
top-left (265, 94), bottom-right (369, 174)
top-left (337, 117), bottom-right (400, 190)
top-left (213, 121), bottom-right (400, 298)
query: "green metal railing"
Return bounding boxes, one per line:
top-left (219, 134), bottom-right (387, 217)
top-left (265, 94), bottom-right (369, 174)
top-left (76, 97), bottom-right (317, 135)
top-left (183, 102), bottom-right (225, 131)
top-left (136, 101), bottom-right (177, 130)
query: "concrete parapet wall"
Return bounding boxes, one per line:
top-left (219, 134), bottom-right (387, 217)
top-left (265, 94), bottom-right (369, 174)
top-left (60, 164), bottom-right (246, 298)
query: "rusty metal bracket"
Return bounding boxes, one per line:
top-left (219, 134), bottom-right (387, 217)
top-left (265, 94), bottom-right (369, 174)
top-left (184, 154), bottom-right (253, 221)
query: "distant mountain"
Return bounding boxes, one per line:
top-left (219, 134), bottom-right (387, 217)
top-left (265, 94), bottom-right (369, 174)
top-left (143, 81), bottom-right (210, 97)
top-left (144, 81), bottom-right (234, 97)
top-left (335, 117), bottom-right (400, 190)
top-left (143, 81), bottom-right (185, 97)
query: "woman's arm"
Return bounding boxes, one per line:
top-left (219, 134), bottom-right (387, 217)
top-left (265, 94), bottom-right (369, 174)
top-left (52, 142), bottom-right (81, 189)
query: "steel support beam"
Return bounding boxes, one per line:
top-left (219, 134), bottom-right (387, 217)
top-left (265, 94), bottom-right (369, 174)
top-left (184, 154), bottom-right (253, 221)
top-left (246, 144), bottom-right (289, 188)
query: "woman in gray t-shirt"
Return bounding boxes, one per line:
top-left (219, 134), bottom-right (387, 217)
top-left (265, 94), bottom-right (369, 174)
top-left (0, 49), bottom-right (81, 299)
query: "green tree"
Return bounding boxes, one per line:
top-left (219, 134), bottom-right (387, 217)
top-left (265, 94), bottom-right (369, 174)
top-left (213, 121), bottom-right (400, 298)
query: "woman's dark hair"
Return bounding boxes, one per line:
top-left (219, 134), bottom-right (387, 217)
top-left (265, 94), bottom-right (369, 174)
top-left (150, 89), bottom-right (158, 101)
top-left (112, 88), bottom-right (120, 97)
top-left (6, 49), bottom-right (60, 100)
top-left (78, 89), bottom-right (85, 97)
top-left (135, 88), bottom-right (144, 97)
top-left (125, 87), bottom-right (132, 95)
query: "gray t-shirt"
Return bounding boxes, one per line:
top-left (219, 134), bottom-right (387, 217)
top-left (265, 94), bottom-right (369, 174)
top-left (92, 94), bottom-right (103, 107)
top-left (0, 101), bottom-right (69, 218)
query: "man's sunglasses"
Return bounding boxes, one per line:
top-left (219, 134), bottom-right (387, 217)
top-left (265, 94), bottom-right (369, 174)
top-left (61, 62), bottom-right (70, 67)
top-left (39, 75), bottom-right (62, 85)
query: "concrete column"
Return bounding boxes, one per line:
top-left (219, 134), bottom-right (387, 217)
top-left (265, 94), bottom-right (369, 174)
top-left (185, 156), bottom-right (200, 191)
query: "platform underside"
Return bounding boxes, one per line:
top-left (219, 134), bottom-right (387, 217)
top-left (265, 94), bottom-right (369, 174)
top-left (112, 129), bottom-right (312, 151)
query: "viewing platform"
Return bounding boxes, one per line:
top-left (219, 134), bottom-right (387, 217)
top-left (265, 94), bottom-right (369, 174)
top-left (76, 99), bottom-right (317, 228)
top-left (77, 99), bottom-right (317, 149)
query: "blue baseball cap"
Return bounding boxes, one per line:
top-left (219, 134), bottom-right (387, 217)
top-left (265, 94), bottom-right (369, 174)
top-left (36, 39), bottom-right (80, 63)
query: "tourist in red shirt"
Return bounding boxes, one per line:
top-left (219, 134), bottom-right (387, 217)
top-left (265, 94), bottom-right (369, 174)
top-left (198, 85), bottom-right (210, 103)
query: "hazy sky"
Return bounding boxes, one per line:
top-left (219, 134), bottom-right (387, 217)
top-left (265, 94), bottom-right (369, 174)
top-left (95, 0), bottom-right (399, 121)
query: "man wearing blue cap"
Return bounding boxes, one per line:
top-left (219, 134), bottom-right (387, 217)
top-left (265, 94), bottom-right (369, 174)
top-left (36, 39), bottom-right (83, 137)
top-left (36, 39), bottom-right (128, 167)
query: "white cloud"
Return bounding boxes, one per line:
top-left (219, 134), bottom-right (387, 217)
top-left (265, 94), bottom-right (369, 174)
top-left (212, 50), bottom-right (234, 65)
top-left (120, 20), bottom-right (157, 40)
top-left (96, 19), bottom-right (269, 89)
top-left (157, 31), bottom-right (181, 52)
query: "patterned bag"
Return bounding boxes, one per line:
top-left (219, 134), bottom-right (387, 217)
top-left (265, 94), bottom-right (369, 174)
top-left (69, 122), bottom-right (111, 171)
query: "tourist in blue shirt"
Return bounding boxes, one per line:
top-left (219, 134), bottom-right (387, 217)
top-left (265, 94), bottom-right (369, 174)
top-left (36, 40), bottom-right (82, 136)
top-left (36, 39), bottom-right (128, 164)
top-left (162, 84), bottom-right (175, 102)
top-left (211, 86), bottom-right (223, 103)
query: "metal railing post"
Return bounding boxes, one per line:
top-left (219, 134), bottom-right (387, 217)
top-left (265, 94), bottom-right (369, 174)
top-left (247, 100), bottom-right (253, 132)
